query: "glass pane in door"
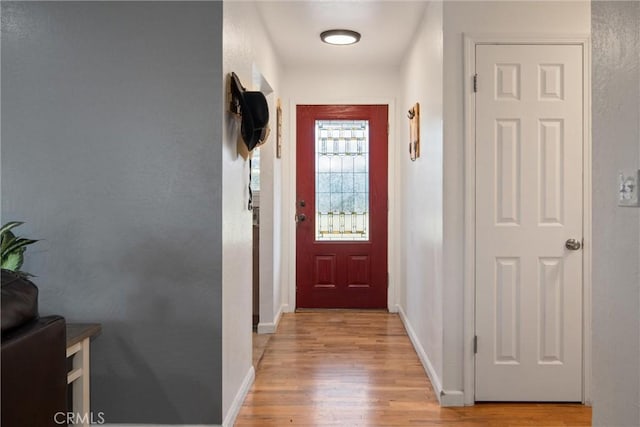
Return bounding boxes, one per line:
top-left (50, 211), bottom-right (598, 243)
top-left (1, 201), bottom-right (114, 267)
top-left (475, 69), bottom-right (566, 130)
top-left (315, 120), bottom-right (369, 241)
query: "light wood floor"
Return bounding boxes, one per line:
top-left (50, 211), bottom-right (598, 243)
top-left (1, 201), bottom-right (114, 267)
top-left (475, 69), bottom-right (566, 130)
top-left (252, 331), bottom-right (272, 369)
top-left (236, 311), bottom-right (591, 426)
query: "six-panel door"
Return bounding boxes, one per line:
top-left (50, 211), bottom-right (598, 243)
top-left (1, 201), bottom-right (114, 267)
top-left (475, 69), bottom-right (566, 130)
top-left (475, 44), bottom-right (584, 401)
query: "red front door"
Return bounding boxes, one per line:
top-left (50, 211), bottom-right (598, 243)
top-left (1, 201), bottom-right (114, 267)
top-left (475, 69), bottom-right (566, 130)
top-left (296, 105), bottom-right (388, 309)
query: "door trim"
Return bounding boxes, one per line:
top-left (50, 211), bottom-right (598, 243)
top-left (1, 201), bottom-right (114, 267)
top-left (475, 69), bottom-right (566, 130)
top-left (463, 33), bottom-right (592, 405)
top-left (284, 97), bottom-right (398, 313)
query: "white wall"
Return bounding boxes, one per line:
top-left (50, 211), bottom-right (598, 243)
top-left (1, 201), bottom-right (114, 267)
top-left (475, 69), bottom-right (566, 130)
top-left (222, 1), bottom-right (283, 423)
top-left (256, 126), bottom-right (286, 332)
top-left (397, 0), bottom-right (445, 400)
top-left (280, 66), bottom-right (401, 312)
top-left (442, 1), bottom-right (591, 402)
top-left (255, 70), bottom-right (285, 335)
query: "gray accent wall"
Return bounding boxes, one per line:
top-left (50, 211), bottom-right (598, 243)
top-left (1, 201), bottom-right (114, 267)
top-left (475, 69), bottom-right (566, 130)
top-left (1, 2), bottom-right (223, 423)
top-left (592, 2), bottom-right (640, 426)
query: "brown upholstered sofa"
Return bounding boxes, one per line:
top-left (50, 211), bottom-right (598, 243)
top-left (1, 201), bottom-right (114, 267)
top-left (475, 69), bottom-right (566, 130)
top-left (1, 269), bottom-right (67, 427)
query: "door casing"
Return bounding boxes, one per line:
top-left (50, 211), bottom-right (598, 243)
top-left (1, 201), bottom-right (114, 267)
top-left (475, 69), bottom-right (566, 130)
top-left (284, 98), bottom-right (399, 313)
top-left (463, 33), bottom-right (592, 405)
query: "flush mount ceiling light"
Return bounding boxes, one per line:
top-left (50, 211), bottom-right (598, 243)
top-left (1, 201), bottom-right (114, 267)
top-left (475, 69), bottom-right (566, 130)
top-left (320, 29), bottom-right (361, 46)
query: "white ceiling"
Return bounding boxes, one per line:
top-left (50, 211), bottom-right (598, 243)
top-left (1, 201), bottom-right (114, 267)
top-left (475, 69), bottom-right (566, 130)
top-left (255, 1), bottom-right (429, 68)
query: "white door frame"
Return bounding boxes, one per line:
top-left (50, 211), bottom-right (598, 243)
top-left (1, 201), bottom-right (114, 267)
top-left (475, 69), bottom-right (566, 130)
top-left (463, 33), bottom-right (592, 405)
top-left (284, 97), bottom-right (399, 314)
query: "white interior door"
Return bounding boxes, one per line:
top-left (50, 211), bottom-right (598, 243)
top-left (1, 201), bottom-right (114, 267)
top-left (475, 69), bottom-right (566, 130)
top-left (475, 44), bottom-right (584, 401)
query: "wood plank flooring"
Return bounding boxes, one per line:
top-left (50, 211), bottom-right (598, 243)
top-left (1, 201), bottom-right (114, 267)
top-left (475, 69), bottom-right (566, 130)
top-left (236, 311), bottom-right (591, 426)
top-left (252, 331), bottom-right (272, 369)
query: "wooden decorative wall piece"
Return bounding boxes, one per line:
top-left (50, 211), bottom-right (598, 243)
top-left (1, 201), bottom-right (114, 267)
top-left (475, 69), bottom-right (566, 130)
top-left (408, 103), bottom-right (420, 161)
top-left (276, 99), bottom-right (283, 159)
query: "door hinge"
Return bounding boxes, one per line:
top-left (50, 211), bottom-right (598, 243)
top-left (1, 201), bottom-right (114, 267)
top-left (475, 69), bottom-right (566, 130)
top-left (387, 272), bottom-right (390, 288)
top-left (473, 335), bottom-right (478, 354)
top-left (473, 74), bottom-right (478, 93)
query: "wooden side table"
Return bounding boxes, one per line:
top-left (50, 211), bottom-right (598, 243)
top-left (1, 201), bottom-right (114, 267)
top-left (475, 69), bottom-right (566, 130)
top-left (66, 323), bottom-right (101, 427)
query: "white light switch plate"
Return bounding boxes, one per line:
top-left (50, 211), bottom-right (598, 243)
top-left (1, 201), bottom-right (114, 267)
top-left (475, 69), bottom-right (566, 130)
top-left (618, 169), bottom-right (640, 207)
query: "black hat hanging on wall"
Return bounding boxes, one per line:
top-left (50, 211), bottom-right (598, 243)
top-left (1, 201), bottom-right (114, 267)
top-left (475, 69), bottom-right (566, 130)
top-left (229, 72), bottom-right (270, 152)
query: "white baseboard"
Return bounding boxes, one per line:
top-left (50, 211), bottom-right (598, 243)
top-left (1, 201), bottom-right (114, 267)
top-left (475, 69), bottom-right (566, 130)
top-left (440, 389), bottom-right (465, 407)
top-left (397, 305), bottom-right (466, 407)
top-left (257, 303), bottom-right (285, 334)
top-left (106, 425), bottom-right (220, 426)
top-left (397, 304), bottom-right (444, 404)
top-left (222, 365), bottom-right (255, 427)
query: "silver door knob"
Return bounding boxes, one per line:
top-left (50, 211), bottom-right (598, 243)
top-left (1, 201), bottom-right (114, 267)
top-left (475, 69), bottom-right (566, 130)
top-left (295, 213), bottom-right (306, 223)
top-left (565, 239), bottom-right (581, 251)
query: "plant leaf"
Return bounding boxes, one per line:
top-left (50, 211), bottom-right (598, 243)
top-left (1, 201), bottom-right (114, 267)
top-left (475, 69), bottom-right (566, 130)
top-left (0, 223), bottom-right (37, 275)
top-left (0, 221), bottom-right (24, 236)
top-left (1, 238), bottom-right (38, 259)
top-left (0, 230), bottom-right (16, 255)
top-left (1, 250), bottom-right (24, 271)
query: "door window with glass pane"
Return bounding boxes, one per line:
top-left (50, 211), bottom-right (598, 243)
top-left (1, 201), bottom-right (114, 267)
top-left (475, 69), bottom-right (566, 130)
top-left (315, 120), bottom-right (369, 241)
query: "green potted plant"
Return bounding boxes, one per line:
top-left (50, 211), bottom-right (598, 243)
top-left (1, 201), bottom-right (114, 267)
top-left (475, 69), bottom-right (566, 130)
top-left (1, 221), bottom-right (39, 277)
